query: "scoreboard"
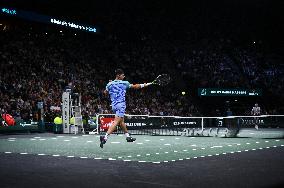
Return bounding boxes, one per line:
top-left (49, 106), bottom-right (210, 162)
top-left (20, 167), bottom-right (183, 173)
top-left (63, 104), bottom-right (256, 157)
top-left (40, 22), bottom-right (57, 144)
top-left (198, 88), bottom-right (262, 96)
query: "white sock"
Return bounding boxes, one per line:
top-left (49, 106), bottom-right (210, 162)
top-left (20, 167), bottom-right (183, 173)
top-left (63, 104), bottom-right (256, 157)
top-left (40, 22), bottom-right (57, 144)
top-left (104, 133), bottom-right (109, 140)
top-left (125, 132), bottom-right (130, 137)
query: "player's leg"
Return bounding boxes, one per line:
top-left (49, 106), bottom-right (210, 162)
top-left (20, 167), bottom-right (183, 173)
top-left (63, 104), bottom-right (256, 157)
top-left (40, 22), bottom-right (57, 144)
top-left (100, 103), bottom-right (124, 148)
top-left (107, 116), bottom-right (122, 135)
top-left (119, 118), bottom-right (136, 142)
top-left (100, 116), bottom-right (122, 148)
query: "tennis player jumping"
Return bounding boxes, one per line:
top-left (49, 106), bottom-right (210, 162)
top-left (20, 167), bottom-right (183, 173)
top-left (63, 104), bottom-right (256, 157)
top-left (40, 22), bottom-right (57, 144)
top-left (100, 69), bottom-right (152, 148)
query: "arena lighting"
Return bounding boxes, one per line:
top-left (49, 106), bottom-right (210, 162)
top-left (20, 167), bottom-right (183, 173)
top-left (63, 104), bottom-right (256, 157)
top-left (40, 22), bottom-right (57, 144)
top-left (1, 7), bottom-right (97, 33)
top-left (51, 18), bottom-right (96, 32)
top-left (2, 8), bottom-right (16, 15)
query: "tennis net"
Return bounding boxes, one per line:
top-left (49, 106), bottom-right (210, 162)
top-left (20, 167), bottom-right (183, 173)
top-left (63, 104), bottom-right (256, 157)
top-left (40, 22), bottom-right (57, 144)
top-left (94, 114), bottom-right (284, 138)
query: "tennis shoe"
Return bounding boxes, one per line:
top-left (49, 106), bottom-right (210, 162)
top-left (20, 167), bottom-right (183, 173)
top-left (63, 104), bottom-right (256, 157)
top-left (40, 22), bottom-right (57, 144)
top-left (100, 135), bottom-right (106, 148)
top-left (126, 136), bottom-right (136, 142)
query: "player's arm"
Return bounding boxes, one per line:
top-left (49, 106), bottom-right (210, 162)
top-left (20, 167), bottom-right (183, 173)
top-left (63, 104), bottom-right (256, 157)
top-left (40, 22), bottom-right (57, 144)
top-left (103, 89), bottom-right (108, 96)
top-left (104, 82), bottom-right (111, 96)
top-left (129, 83), bottom-right (152, 89)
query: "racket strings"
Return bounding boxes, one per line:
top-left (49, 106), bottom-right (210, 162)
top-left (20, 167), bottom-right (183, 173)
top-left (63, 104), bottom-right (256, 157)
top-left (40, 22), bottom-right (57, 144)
top-left (154, 74), bottom-right (171, 86)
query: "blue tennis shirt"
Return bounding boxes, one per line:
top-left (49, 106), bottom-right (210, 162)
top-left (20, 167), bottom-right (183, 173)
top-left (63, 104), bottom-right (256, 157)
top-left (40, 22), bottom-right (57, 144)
top-left (106, 80), bottom-right (131, 106)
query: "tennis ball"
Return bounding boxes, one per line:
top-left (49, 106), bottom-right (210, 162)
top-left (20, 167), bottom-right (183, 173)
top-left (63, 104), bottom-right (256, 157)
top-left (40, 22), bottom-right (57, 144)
top-left (70, 117), bottom-right (75, 125)
top-left (182, 91), bottom-right (186, 95)
top-left (54, 117), bottom-right (62, 125)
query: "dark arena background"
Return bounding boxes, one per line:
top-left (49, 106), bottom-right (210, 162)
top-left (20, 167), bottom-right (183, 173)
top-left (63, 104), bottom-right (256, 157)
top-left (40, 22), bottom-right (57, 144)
top-left (0, 0), bottom-right (284, 188)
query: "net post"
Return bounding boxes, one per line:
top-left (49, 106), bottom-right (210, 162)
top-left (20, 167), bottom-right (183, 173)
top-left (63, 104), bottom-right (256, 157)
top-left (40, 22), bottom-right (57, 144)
top-left (201, 117), bottom-right (204, 130)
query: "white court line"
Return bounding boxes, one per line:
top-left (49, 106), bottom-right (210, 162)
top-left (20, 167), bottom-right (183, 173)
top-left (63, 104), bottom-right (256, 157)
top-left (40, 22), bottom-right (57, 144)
top-left (39, 139), bottom-right (46, 141)
top-left (211, 146), bottom-right (223, 148)
top-left (275, 140), bottom-right (280, 142)
top-left (20, 153), bottom-right (28, 155)
top-left (138, 161), bottom-right (147, 163)
top-left (64, 140), bottom-right (70, 142)
top-left (123, 160), bottom-right (131, 162)
top-left (80, 157), bottom-right (88, 159)
top-left (108, 158), bottom-right (116, 161)
top-left (160, 139), bottom-right (165, 141)
top-left (51, 138), bottom-right (57, 140)
top-left (67, 156), bottom-right (74, 158)
top-left (52, 154), bottom-right (60, 157)
top-left (87, 141), bottom-right (93, 143)
top-left (110, 142), bottom-right (120, 144)
top-left (57, 136), bottom-right (64, 138)
top-left (155, 153), bottom-right (159, 155)
top-left (94, 157), bottom-right (102, 160)
top-left (183, 150), bottom-right (188, 152)
top-left (137, 155), bottom-right (141, 157)
top-left (34, 137), bottom-right (41, 138)
top-left (5, 152), bottom-right (12, 154)
top-left (146, 154), bottom-right (150, 156)
top-left (38, 154), bottom-right (46, 156)
top-left (136, 143), bottom-right (144, 145)
top-left (164, 152), bottom-right (169, 154)
top-left (164, 144), bottom-right (171, 146)
top-left (8, 140), bottom-right (15, 142)
top-left (8, 138), bottom-right (16, 139)
top-left (152, 162), bottom-right (160, 164)
top-left (164, 161), bottom-right (169, 163)
top-left (179, 159), bottom-right (183, 161)
top-left (265, 141), bottom-right (269, 143)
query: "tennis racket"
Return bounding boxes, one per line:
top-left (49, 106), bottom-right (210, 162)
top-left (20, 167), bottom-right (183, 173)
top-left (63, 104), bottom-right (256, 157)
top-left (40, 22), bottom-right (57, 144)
top-left (151, 74), bottom-right (171, 86)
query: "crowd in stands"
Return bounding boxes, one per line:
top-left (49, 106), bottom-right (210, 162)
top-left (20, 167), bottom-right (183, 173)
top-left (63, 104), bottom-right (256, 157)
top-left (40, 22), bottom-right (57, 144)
top-left (0, 15), bottom-right (283, 122)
